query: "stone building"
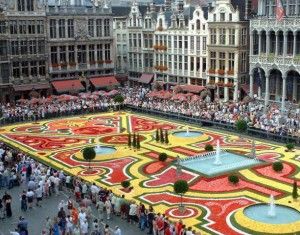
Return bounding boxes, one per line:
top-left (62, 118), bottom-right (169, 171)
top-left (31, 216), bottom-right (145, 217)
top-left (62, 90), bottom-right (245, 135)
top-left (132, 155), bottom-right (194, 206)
top-left (0, 0), bottom-right (48, 102)
top-left (206, 0), bottom-right (249, 102)
top-left (46, 0), bottom-right (117, 94)
top-left (249, 0), bottom-right (300, 110)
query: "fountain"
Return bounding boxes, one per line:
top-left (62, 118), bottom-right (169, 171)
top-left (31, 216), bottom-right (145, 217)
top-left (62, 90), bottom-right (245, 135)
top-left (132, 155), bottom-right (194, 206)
top-left (213, 140), bottom-right (222, 165)
top-left (251, 140), bottom-right (257, 159)
top-left (94, 145), bottom-right (116, 155)
top-left (268, 195), bottom-right (276, 217)
top-left (95, 145), bottom-right (101, 152)
top-left (185, 127), bottom-right (190, 137)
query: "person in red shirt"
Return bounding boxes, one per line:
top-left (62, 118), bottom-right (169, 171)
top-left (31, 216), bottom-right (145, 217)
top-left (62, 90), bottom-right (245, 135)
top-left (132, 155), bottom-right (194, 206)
top-left (156, 214), bottom-right (164, 235)
top-left (176, 219), bottom-right (183, 235)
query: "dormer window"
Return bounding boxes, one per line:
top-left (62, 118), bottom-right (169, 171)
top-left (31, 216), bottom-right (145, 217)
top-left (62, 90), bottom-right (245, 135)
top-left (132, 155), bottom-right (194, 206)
top-left (220, 13), bottom-right (225, 21)
top-left (18, 0), bottom-right (34, 12)
top-left (196, 20), bottom-right (201, 30)
top-left (213, 14), bottom-right (216, 21)
top-left (229, 13), bottom-right (232, 21)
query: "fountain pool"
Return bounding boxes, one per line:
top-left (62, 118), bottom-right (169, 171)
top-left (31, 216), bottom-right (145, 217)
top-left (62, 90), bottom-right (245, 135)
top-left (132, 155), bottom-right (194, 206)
top-left (94, 146), bottom-right (116, 155)
top-left (244, 204), bottom-right (300, 224)
top-left (173, 130), bottom-right (203, 138)
top-left (181, 152), bottom-right (262, 176)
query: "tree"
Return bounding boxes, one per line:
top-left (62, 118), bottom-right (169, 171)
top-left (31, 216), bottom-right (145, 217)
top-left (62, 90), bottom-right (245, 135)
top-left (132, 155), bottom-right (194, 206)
top-left (113, 94), bottom-right (125, 111)
top-left (235, 119), bottom-right (248, 133)
top-left (272, 161), bottom-right (284, 172)
top-left (159, 152), bottom-right (168, 162)
top-left (174, 180), bottom-right (189, 208)
top-left (292, 180), bottom-right (298, 199)
top-left (228, 175), bottom-right (239, 185)
top-left (82, 147), bottom-right (96, 170)
top-left (160, 128), bottom-right (164, 143)
top-left (155, 129), bottom-right (160, 143)
top-left (204, 144), bottom-right (214, 151)
top-left (121, 180), bottom-right (130, 189)
top-left (128, 133), bottom-right (132, 148)
top-left (132, 133), bottom-right (137, 148)
top-left (165, 130), bottom-right (169, 144)
top-left (136, 134), bottom-right (141, 150)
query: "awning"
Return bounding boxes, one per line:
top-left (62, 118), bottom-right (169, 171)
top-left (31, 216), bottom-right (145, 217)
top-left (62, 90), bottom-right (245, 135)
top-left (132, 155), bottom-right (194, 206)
top-left (51, 79), bottom-right (85, 93)
top-left (14, 83), bottom-right (50, 92)
top-left (241, 84), bottom-right (259, 94)
top-left (139, 74), bottom-right (154, 84)
top-left (89, 76), bottom-right (119, 89)
top-left (173, 85), bottom-right (205, 93)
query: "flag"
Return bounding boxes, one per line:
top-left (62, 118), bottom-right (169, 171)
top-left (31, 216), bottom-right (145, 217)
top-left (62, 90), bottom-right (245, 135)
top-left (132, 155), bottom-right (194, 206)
top-left (276, 0), bottom-right (285, 21)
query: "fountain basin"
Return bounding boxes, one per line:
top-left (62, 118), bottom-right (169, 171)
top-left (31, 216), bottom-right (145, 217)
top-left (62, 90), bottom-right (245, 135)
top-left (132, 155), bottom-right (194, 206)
top-left (173, 131), bottom-right (203, 138)
top-left (94, 146), bottom-right (116, 155)
top-left (181, 152), bottom-right (262, 176)
top-left (244, 204), bottom-right (300, 224)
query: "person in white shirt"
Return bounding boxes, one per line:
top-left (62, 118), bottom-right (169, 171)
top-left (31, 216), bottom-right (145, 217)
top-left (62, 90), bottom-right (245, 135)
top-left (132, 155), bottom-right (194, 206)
top-left (35, 185), bottom-right (43, 207)
top-left (78, 209), bottom-right (86, 225)
top-left (129, 201), bottom-right (137, 224)
top-left (80, 219), bottom-right (88, 235)
top-left (114, 226), bottom-right (122, 235)
top-left (66, 215), bottom-right (74, 234)
top-left (105, 199), bottom-right (112, 220)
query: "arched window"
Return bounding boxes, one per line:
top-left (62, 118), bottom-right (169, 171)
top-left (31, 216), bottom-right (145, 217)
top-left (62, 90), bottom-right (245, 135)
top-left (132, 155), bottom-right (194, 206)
top-left (27, 0), bottom-right (34, 11)
top-left (159, 19), bottom-right (163, 27)
top-left (196, 19), bottom-right (201, 30)
top-left (18, 0), bottom-right (25, 11)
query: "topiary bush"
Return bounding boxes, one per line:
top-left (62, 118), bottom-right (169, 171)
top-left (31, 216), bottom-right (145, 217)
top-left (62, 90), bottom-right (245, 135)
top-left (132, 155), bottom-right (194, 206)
top-left (286, 143), bottom-right (295, 151)
top-left (228, 175), bottom-right (239, 185)
top-left (235, 119), bottom-right (248, 133)
top-left (205, 144), bottom-right (214, 151)
top-left (121, 180), bottom-right (130, 189)
top-left (174, 180), bottom-right (189, 207)
top-left (272, 161), bottom-right (284, 172)
top-left (158, 152), bottom-right (168, 162)
top-left (82, 147), bottom-right (96, 170)
top-left (292, 180), bottom-right (298, 200)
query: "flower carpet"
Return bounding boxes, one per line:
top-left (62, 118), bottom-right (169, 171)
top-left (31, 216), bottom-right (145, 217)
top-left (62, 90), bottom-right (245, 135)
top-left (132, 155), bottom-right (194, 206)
top-left (0, 112), bottom-right (299, 234)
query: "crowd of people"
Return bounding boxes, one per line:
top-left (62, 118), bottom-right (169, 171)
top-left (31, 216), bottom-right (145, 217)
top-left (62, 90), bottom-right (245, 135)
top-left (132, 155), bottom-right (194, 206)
top-left (1, 86), bottom-right (300, 137)
top-left (0, 141), bottom-right (200, 235)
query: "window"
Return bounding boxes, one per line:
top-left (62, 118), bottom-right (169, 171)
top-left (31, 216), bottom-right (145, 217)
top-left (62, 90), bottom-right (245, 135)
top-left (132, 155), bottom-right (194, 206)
top-left (105, 44), bottom-right (110, 60)
top-left (39, 61), bottom-right (46, 76)
top-left (174, 36), bottom-right (177, 48)
top-left (17, 0), bottom-right (25, 11)
top-left (60, 46), bottom-right (66, 63)
top-left (213, 14), bottom-right (216, 21)
top-left (89, 45), bottom-right (95, 62)
top-left (28, 20), bottom-right (35, 34)
top-left (288, 0), bottom-right (296, 15)
top-left (11, 41), bottom-right (19, 55)
top-left (67, 19), bottom-right (74, 38)
top-left (210, 52), bottom-right (216, 70)
top-left (241, 28), bottom-right (247, 45)
top-left (229, 13), bottom-right (232, 21)
top-left (0, 21), bottom-right (6, 34)
top-left (202, 37), bottom-right (207, 51)
top-left (28, 40), bottom-right (37, 54)
top-left (190, 36), bottom-right (194, 50)
top-left (30, 61), bottom-right (37, 76)
top-left (241, 52), bottom-right (247, 73)
top-left (220, 13), bottom-right (225, 21)
top-left (88, 19), bottom-right (94, 37)
top-left (20, 40), bottom-right (27, 55)
top-left (27, 0), bottom-right (34, 11)
top-left (184, 36), bottom-right (188, 49)
top-left (210, 29), bottom-right (216, 44)
top-left (219, 52), bottom-right (225, 70)
top-left (196, 36), bottom-right (201, 51)
top-left (37, 20), bottom-right (44, 34)
top-left (104, 19), bottom-right (110, 37)
top-left (50, 19), bottom-right (56, 38)
top-left (21, 62), bottom-right (29, 77)
top-left (68, 46), bottom-right (75, 63)
top-left (13, 62), bottom-right (20, 78)
top-left (10, 21), bottom-right (17, 34)
top-left (228, 53), bottom-right (235, 71)
top-left (96, 19), bottom-right (102, 37)
top-left (59, 19), bottom-right (65, 38)
top-left (97, 44), bottom-right (102, 61)
top-left (51, 46), bottom-right (58, 64)
top-left (0, 40), bottom-right (7, 57)
top-left (196, 20), bottom-right (201, 30)
top-left (202, 58), bottom-right (206, 72)
top-left (38, 40), bottom-right (45, 54)
top-left (229, 28), bottom-right (235, 45)
top-left (19, 20), bottom-right (27, 34)
top-left (77, 45), bottom-right (87, 64)
top-left (219, 28), bottom-right (226, 45)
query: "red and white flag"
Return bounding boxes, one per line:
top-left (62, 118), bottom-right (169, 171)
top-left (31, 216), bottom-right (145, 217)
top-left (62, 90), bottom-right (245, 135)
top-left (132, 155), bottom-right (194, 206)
top-left (276, 0), bottom-right (285, 21)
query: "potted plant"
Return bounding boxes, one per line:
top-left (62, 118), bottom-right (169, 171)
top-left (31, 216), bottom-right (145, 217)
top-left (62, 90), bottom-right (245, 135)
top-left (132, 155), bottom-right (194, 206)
top-left (204, 144), bottom-right (214, 151)
top-left (272, 161), bottom-right (284, 172)
top-left (113, 94), bottom-right (125, 111)
top-left (158, 152), bottom-right (168, 162)
top-left (208, 68), bottom-right (215, 74)
top-left (121, 180), bottom-right (132, 192)
top-left (227, 70), bottom-right (234, 75)
top-left (174, 180), bottom-right (189, 213)
top-left (228, 174), bottom-right (239, 185)
top-left (235, 119), bottom-right (248, 133)
top-left (218, 69), bottom-right (225, 75)
top-left (82, 147), bottom-right (96, 171)
top-left (285, 143), bottom-right (295, 152)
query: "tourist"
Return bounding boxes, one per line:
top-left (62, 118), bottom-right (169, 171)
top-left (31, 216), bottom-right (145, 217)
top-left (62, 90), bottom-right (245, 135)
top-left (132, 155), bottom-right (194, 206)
top-left (96, 198), bottom-right (105, 222)
top-left (80, 219), bottom-right (89, 235)
top-left (114, 226), bottom-right (122, 235)
top-left (105, 198), bottom-right (112, 220)
top-left (2, 191), bottom-right (12, 217)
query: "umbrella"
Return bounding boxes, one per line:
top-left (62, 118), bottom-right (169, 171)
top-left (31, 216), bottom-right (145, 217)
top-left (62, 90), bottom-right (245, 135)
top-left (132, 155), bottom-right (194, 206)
top-left (191, 95), bottom-right (201, 103)
top-left (30, 98), bottom-right (40, 104)
top-left (89, 94), bottom-right (99, 100)
top-left (107, 90), bottom-right (119, 96)
top-left (92, 90), bottom-right (106, 96)
top-left (17, 98), bottom-right (27, 103)
top-left (79, 92), bottom-right (91, 99)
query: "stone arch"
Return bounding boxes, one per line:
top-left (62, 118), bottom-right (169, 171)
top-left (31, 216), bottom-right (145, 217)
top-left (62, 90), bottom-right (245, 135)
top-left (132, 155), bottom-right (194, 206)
top-left (286, 70), bottom-right (300, 102)
top-left (268, 68), bottom-right (282, 101)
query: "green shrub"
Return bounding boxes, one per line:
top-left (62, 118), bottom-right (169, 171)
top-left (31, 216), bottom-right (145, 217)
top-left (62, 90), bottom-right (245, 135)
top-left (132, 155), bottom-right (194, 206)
top-left (286, 143), bottom-right (295, 151)
top-left (292, 181), bottom-right (298, 199)
top-left (228, 175), bottom-right (239, 184)
top-left (158, 152), bottom-right (168, 162)
top-left (272, 161), bottom-right (284, 172)
top-left (235, 119), bottom-right (248, 133)
top-left (205, 144), bottom-right (214, 151)
top-left (121, 180), bottom-right (130, 188)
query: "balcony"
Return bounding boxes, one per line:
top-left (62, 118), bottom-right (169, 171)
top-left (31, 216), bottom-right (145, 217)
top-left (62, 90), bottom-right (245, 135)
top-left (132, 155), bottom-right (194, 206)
top-left (250, 55), bottom-right (300, 70)
top-left (251, 17), bottom-right (299, 30)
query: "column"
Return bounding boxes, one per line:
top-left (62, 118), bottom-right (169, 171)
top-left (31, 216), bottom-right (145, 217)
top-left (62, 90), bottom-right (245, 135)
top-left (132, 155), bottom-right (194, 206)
top-left (281, 76), bottom-right (286, 112)
top-left (86, 45), bottom-right (90, 69)
top-left (224, 77), bottom-right (229, 101)
top-left (75, 45), bottom-right (78, 70)
top-left (293, 31), bottom-right (297, 57)
top-left (249, 73), bottom-right (254, 98)
top-left (233, 78), bottom-right (238, 101)
top-left (258, 86), bottom-right (262, 99)
top-left (258, 31), bottom-right (262, 54)
top-left (293, 76), bottom-right (297, 101)
top-left (283, 31), bottom-right (288, 56)
top-left (250, 32), bottom-right (253, 55)
top-left (266, 31), bottom-right (270, 54)
top-left (264, 75), bottom-right (270, 107)
top-left (275, 31), bottom-right (279, 56)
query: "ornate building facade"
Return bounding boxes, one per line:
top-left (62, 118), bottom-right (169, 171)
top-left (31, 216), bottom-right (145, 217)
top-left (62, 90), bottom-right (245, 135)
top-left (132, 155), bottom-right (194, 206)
top-left (249, 0), bottom-right (300, 110)
top-left (207, 0), bottom-right (249, 102)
